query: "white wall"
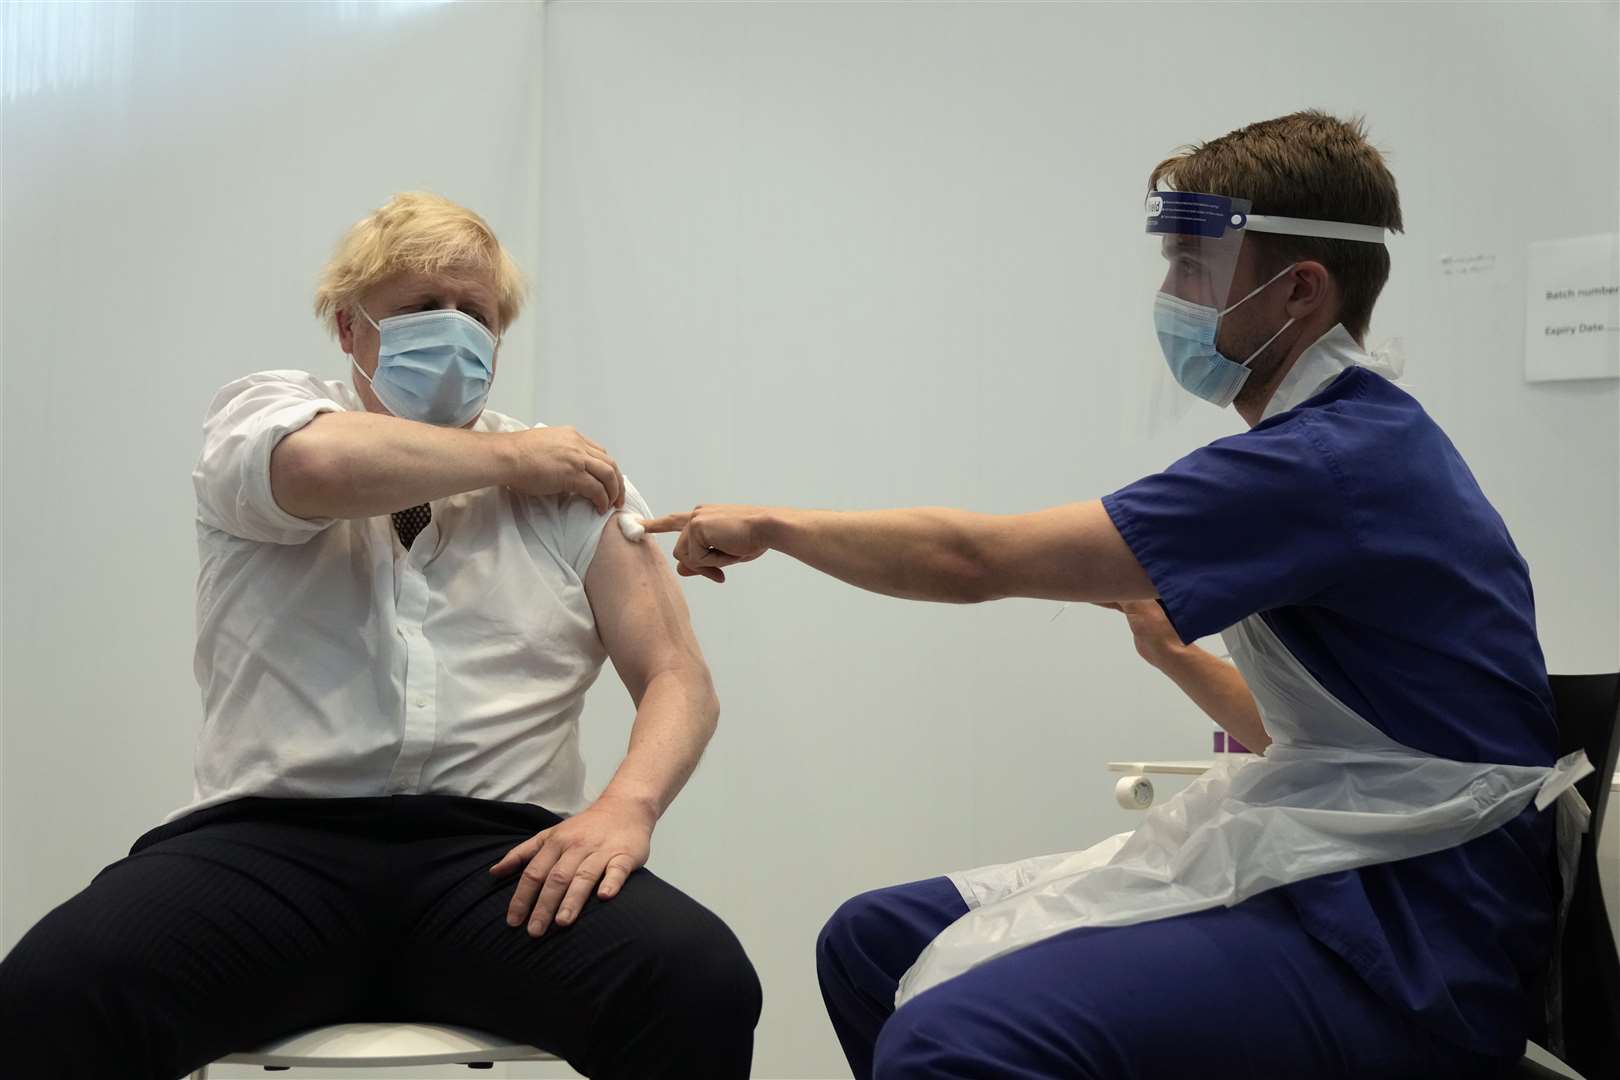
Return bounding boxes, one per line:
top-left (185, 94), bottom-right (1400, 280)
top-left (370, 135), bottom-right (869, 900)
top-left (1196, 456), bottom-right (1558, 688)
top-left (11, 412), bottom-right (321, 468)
top-left (539, 2), bottom-right (1619, 1076)
top-left (2, 2), bottom-right (1616, 1079)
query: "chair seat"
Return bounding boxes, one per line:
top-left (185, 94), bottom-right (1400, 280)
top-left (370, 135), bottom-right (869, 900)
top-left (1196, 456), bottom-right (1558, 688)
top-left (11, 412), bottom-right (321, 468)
top-left (215, 1022), bottom-right (554, 1067)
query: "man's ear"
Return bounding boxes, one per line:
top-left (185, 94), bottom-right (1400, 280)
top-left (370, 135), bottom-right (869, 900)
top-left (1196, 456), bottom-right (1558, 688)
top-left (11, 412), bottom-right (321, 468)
top-left (337, 308), bottom-right (357, 355)
top-left (1286, 261), bottom-right (1335, 320)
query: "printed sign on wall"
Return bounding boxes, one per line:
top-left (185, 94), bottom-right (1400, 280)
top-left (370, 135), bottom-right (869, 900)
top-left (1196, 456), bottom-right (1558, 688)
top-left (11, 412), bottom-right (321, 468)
top-left (1525, 234), bottom-right (1619, 382)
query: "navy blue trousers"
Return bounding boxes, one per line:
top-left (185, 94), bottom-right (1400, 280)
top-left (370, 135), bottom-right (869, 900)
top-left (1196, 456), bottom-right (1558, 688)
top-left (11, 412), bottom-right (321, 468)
top-left (817, 877), bottom-right (1514, 1080)
top-left (0, 795), bottom-right (759, 1080)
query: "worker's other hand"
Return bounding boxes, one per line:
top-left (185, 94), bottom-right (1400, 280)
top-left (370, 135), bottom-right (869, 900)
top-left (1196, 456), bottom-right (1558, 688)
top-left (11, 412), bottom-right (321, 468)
top-left (1096, 599), bottom-right (1190, 669)
top-left (640, 505), bottom-right (769, 583)
top-left (502, 426), bottom-right (625, 514)
top-left (489, 795), bottom-right (654, 936)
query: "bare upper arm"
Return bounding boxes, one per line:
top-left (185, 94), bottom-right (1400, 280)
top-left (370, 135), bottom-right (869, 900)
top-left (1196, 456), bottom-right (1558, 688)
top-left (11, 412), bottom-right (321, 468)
top-left (584, 521), bottom-right (713, 704)
top-left (982, 499), bottom-right (1157, 603)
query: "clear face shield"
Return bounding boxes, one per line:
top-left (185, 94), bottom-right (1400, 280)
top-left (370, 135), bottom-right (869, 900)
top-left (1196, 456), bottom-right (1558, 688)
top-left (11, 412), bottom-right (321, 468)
top-left (1148, 191), bottom-right (1253, 309)
top-left (1140, 192), bottom-right (1253, 427)
top-left (1141, 191), bottom-right (1390, 423)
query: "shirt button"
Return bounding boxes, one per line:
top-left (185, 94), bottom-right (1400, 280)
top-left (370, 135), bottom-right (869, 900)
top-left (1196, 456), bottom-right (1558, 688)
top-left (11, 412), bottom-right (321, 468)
top-left (414, 699), bottom-right (428, 709)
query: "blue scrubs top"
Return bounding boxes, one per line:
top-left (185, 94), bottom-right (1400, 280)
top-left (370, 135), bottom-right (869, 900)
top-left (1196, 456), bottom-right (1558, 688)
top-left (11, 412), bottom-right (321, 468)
top-left (1102, 361), bottom-right (1557, 1056)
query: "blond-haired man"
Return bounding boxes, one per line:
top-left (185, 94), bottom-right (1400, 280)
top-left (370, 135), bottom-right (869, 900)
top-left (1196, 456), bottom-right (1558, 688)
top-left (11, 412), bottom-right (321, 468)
top-left (0, 193), bottom-right (759, 1078)
top-left (647, 113), bottom-right (1573, 1078)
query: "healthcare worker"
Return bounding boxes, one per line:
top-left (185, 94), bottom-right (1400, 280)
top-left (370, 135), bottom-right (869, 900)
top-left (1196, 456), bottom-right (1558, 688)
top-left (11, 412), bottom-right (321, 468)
top-left (644, 111), bottom-right (1592, 1079)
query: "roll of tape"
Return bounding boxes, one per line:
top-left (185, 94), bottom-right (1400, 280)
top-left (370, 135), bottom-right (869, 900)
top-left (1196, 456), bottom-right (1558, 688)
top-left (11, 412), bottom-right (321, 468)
top-left (1115, 775), bottom-right (1154, 810)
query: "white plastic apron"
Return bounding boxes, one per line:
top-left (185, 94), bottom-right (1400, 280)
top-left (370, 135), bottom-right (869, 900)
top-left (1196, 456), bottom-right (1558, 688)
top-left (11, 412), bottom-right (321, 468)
top-left (897, 611), bottom-right (1593, 1006)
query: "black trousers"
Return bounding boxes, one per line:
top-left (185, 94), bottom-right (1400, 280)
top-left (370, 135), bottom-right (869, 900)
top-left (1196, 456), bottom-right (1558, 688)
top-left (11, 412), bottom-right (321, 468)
top-left (0, 794), bottom-right (760, 1080)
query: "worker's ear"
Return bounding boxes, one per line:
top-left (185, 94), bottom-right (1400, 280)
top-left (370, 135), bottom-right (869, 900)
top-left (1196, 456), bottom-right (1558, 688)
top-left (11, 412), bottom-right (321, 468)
top-left (1284, 261), bottom-right (1335, 321)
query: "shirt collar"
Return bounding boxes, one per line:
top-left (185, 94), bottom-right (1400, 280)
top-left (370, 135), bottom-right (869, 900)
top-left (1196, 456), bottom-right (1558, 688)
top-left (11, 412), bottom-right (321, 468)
top-left (1260, 324), bottom-right (1367, 422)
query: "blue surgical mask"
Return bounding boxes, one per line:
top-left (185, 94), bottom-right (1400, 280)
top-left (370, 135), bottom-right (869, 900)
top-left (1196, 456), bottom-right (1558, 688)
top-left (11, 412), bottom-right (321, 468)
top-left (1154, 263), bottom-right (1296, 407)
top-left (352, 305), bottom-right (497, 427)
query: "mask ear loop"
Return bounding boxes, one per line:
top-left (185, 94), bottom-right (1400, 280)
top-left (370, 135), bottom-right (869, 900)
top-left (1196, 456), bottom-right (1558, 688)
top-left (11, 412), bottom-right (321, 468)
top-left (348, 304), bottom-right (382, 388)
top-left (1219, 262), bottom-right (1298, 369)
top-left (1218, 262), bottom-right (1297, 317)
top-left (1240, 315), bottom-right (1297, 368)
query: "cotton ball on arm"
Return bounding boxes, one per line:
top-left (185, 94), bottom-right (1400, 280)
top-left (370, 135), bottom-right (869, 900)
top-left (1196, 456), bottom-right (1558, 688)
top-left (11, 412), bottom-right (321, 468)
top-left (617, 513), bottom-right (647, 542)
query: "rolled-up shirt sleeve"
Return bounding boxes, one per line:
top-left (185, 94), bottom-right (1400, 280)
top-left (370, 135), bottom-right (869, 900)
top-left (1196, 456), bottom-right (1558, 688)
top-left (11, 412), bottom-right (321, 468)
top-left (193, 371), bottom-right (344, 544)
top-left (563, 478), bottom-right (653, 578)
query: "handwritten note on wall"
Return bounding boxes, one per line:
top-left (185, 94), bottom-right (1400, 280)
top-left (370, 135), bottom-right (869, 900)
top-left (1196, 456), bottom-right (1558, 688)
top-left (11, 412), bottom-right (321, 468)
top-left (1524, 233), bottom-right (1619, 382)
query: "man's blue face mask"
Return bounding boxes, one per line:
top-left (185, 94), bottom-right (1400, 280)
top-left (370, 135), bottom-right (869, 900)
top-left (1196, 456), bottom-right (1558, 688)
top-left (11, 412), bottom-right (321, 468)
top-left (352, 305), bottom-right (497, 427)
top-left (1153, 264), bottom-right (1297, 409)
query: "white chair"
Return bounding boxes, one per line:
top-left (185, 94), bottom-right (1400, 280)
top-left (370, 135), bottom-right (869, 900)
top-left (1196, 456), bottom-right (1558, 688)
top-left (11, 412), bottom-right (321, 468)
top-left (189, 1022), bottom-right (555, 1077)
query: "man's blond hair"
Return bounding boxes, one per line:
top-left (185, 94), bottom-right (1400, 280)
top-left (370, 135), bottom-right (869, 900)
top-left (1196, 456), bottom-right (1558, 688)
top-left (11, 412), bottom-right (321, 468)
top-left (314, 192), bottom-right (527, 337)
top-left (1149, 111), bottom-right (1404, 338)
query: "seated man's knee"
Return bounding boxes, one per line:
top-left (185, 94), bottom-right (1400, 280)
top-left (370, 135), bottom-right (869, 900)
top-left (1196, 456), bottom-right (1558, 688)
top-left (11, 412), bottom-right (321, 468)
top-left (816, 889), bottom-right (888, 982)
top-left (686, 929), bottom-right (762, 1032)
top-left (0, 914), bottom-right (144, 1053)
top-left (641, 909), bottom-right (762, 1036)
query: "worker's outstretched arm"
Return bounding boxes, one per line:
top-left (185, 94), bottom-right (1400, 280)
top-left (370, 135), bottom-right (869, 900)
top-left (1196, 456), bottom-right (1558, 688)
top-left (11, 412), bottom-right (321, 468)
top-left (640, 501), bottom-right (1155, 605)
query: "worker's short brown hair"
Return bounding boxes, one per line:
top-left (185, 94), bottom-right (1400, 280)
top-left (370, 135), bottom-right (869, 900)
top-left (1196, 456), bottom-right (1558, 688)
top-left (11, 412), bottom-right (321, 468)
top-left (1149, 111), bottom-right (1404, 338)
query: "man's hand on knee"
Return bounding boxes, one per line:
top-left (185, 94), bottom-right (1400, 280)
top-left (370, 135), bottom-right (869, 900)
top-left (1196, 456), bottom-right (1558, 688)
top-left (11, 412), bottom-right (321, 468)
top-left (489, 796), bottom-right (656, 936)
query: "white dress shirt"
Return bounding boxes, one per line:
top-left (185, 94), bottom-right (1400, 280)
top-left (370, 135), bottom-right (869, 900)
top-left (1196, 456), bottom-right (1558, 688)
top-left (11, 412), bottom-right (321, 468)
top-left (176, 370), bottom-right (649, 822)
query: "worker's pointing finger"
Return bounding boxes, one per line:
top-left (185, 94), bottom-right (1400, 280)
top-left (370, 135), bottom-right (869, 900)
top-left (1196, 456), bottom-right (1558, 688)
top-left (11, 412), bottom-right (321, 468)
top-left (639, 513), bottom-right (691, 535)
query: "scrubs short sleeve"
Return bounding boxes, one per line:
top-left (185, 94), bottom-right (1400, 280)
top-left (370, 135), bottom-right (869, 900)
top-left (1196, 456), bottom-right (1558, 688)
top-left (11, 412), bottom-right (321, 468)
top-left (1101, 412), bottom-right (1362, 643)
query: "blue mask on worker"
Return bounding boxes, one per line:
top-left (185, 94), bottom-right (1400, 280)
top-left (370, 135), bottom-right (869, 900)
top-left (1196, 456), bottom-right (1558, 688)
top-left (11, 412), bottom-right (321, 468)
top-left (352, 305), bottom-right (497, 427)
top-left (1154, 263), bottom-right (1296, 408)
